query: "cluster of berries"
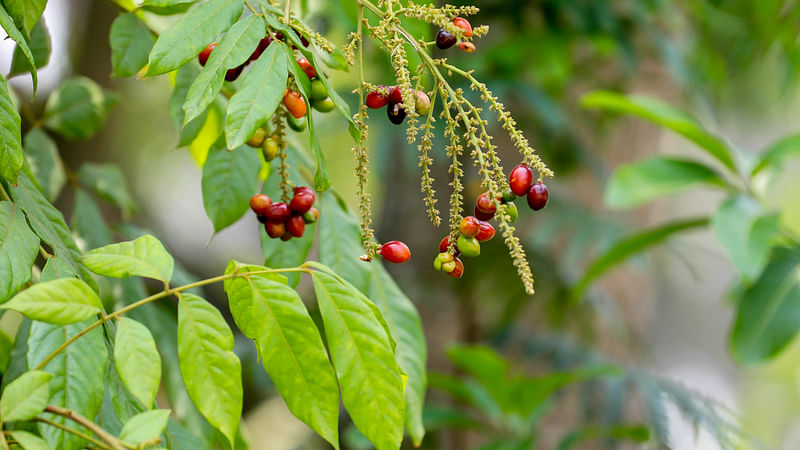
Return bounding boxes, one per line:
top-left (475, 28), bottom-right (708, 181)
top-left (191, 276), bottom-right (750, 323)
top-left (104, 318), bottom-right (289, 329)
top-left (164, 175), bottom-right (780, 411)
top-left (198, 32), bottom-right (279, 81)
top-left (365, 86), bottom-right (431, 125)
top-left (434, 164), bottom-right (549, 278)
top-left (249, 187), bottom-right (318, 241)
top-left (435, 17), bottom-right (475, 53)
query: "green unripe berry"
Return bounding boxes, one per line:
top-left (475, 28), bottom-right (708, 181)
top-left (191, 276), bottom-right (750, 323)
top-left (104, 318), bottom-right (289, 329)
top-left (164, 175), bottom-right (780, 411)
top-left (287, 113), bottom-right (306, 132)
top-left (309, 79), bottom-right (328, 101)
top-left (456, 235), bottom-right (480, 257)
top-left (312, 97), bottom-right (335, 113)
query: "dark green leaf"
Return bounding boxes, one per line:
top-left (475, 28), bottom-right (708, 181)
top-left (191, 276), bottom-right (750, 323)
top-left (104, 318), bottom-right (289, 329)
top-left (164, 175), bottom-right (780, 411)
top-left (141, 0), bottom-right (195, 15)
top-left (43, 77), bottom-right (118, 141)
top-left (0, 370), bottom-right (52, 421)
top-left (224, 270), bottom-right (340, 448)
top-left (605, 156), bottom-right (726, 208)
top-left (177, 293), bottom-right (242, 448)
top-left (2, 0), bottom-right (46, 35)
top-left (582, 91), bottom-right (737, 171)
top-left (311, 268), bottom-right (405, 450)
top-left (146, 0), bottom-right (244, 76)
top-left (259, 223), bottom-right (314, 288)
top-left (557, 425), bottom-right (650, 450)
top-left (109, 13), bottom-right (154, 78)
top-left (169, 63), bottom-right (198, 132)
top-left (71, 188), bottom-right (113, 252)
top-left (1, 278), bottom-right (103, 324)
top-left (752, 133), bottom-right (800, 175)
top-left (0, 75), bottom-right (23, 184)
top-left (77, 162), bottom-right (137, 218)
top-left (730, 247), bottom-right (800, 364)
top-left (224, 41), bottom-right (287, 149)
top-left (28, 319), bottom-right (107, 450)
top-left (711, 195), bottom-right (780, 281)
top-left (0, 201), bottom-right (39, 302)
top-left (318, 192), bottom-right (371, 292)
top-left (119, 409), bottom-right (171, 445)
top-left (23, 128), bottom-right (64, 202)
top-left (114, 317), bottom-right (161, 408)
top-left (82, 235), bottom-right (174, 282)
top-left (572, 218), bottom-right (709, 299)
top-left (7, 172), bottom-right (96, 288)
top-left (184, 14), bottom-right (265, 126)
top-left (9, 19), bottom-right (50, 77)
top-left (201, 138), bottom-right (260, 232)
top-left (306, 110), bottom-right (330, 191)
top-left (0, 5), bottom-right (37, 92)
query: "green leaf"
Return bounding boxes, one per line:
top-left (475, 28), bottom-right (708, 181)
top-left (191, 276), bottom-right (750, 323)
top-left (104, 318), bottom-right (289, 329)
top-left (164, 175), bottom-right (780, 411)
top-left (224, 271), bottom-right (340, 448)
top-left (581, 91), bottom-right (737, 171)
top-left (0, 75), bottom-right (23, 184)
top-left (0, 370), bottom-right (52, 421)
top-left (730, 247), bottom-right (800, 364)
top-left (0, 201), bottom-right (39, 302)
top-left (318, 192), bottom-right (371, 292)
top-left (109, 13), bottom-right (154, 78)
top-left (605, 156), bottom-right (726, 208)
top-left (28, 319), bottom-right (107, 450)
top-left (114, 317), bottom-right (161, 408)
top-left (572, 218), bottom-right (710, 299)
top-left (7, 171), bottom-right (96, 288)
top-left (311, 269), bottom-right (405, 450)
top-left (43, 77), bottom-right (118, 141)
top-left (259, 224), bottom-right (314, 288)
top-left (82, 235), bottom-right (174, 282)
top-left (184, 14), bottom-right (265, 126)
top-left (71, 188), bottom-right (113, 252)
top-left (178, 293), bottom-right (242, 448)
top-left (141, 0), bottom-right (195, 15)
top-left (306, 111), bottom-right (331, 191)
top-left (711, 195), bottom-right (780, 281)
top-left (77, 162), bottom-right (137, 218)
top-left (0, 5), bottom-right (37, 93)
top-left (23, 128), bottom-right (65, 202)
top-left (2, 0), bottom-right (46, 35)
top-left (169, 63), bottom-right (198, 132)
top-left (201, 138), bottom-right (261, 232)
top-left (752, 133), bottom-right (800, 175)
top-left (8, 430), bottom-right (51, 450)
top-left (224, 41), bottom-right (287, 149)
top-left (1, 278), bottom-right (102, 324)
top-left (367, 262), bottom-right (427, 445)
top-left (9, 19), bottom-right (50, 77)
top-left (119, 409), bottom-right (171, 445)
top-left (146, 0), bottom-right (244, 76)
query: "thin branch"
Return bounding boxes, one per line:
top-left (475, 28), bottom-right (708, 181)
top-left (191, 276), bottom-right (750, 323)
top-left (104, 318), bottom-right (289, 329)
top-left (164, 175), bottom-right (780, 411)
top-left (41, 406), bottom-right (123, 450)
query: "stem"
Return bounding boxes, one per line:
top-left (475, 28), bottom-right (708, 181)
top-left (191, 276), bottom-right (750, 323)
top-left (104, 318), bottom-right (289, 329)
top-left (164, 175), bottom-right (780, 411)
top-left (43, 406), bottom-right (124, 450)
top-left (0, 425), bottom-right (8, 450)
top-left (0, 182), bottom-right (11, 202)
top-left (33, 267), bottom-right (309, 371)
top-left (284, 0), bottom-right (291, 17)
top-left (33, 417), bottom-right (110, 449)
top-left (244, 0), bottom-right (260, 15)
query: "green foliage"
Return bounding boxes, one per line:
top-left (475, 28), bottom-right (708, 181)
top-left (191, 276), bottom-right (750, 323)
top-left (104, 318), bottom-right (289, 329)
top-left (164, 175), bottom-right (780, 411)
top-left (0, 4), bottom-right (37, 92)
top-left (0, 76), bottom-right (23, 184)
top-left (119, 409), bottom-right (171, 446)
top-left (43, 77), bottom-right (118, 141)
top-left (109, 13), bottom-right (154, 78)
top-left (113, 317), bottom-right (161, 408)
top-left (0, 201), bottom-right (39, 302)
top-left (9, 19), bottom-right (50, 77)
top-left (8, 430), bottom-right (50, 450)
top-left (23, 128), bottom-right (64, 202)
top-left (1, 278), bottom-right (103, 325)
top-left (0, 370), bottom-right (51, 422)
top-left (76, 162), bottom-right (137, 218)
top-left (1, 0), bottom-right (46, 36)
top-left (82, 234), bottom-right (174, 283)
top-left (201, 138), bottom-right (260, 232)
top-left (712, 195), bottom-right (780, 281)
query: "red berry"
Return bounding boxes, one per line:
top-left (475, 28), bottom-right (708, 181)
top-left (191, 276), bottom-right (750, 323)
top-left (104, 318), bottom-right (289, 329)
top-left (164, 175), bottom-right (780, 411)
top-left (198, 43), bottom-right (217, 66)
top-left (366, 86), bottom-right (390, 109)
top-left (415, 90), bottom-right (431, 116)
top-left (289, 191), bottom-right (315, 214)
top-left (249, 194), bottom-right (272, 216)
top-left (296, 58), bottom-right (317, 79)
top-left (476, 221), bottom-right (495, 242)
top-left (387, 102), bottom-right (406, 125)
top-left (435, 29), bottom-right (457, 49)
top-left (509, 164), bottom-right (533, 196)
top-left (388, 86), bottom-right (403, 104)
top-left (452, 17), bottom-right (473, 37)
top-left (249, 36), bottom-right (273, 62)
top-left (474, 206), bottom-right (494, 221)
top-left (459, 42), bottom-right (476, 53)
top-left (265, 202), bottom-right (291, 222)
top-left (294, 28), bottom-right (310, 47)
top-left (286, 215), bottom-right (306, 237)
top-left (527, 182), bottom-right (549, 211)
top-left (380, 241), bottom-right (411, 263)
top-left (280, 231), bottom-right (293, 241)
top-left (265, 220), bottom-right (285, 238)
top-left (283, 90), bottom-right (307, 118)
top-left (459, 216), bottom-right (481, 238)
top-left (293, 185), bottom-right (313, 195)
top-left (476, 192), bottom-right (497, 214)
top-left (225, 65), bottom-right (244, 82)
top-left (447, 257), bottom-right (464, 278)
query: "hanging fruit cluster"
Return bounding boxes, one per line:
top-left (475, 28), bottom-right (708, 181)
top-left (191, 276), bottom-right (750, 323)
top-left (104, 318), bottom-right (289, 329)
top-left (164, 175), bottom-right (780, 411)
top-left (366, 86), bottom-right (430, 125)
top-left (249, 187), bottom-right (318, 241)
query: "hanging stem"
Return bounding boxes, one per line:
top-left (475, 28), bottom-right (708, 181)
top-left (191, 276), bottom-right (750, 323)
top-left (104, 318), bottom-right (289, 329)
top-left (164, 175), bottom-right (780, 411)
top-left (43, 406), bottom-right (125, 450)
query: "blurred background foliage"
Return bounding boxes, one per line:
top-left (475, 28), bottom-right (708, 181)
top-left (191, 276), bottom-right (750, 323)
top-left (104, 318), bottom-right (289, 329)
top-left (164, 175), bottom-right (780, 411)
top-left (6, 0), bottom-right (800, 448)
